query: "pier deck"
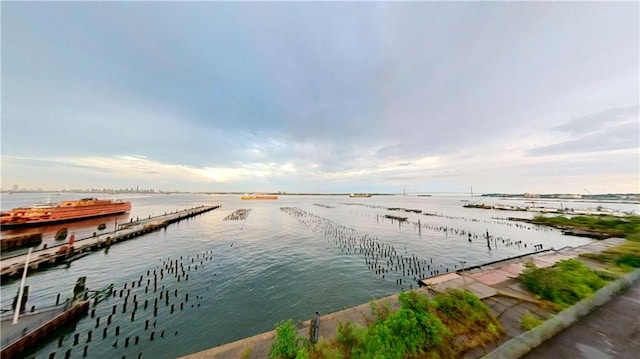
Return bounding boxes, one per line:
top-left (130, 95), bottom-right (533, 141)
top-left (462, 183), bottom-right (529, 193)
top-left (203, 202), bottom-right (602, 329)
top-left (0, 300), bottom-right (90, 358)
top-left (1, 306), bottom-right (67, 348)
top-left (1, 205), bottom-right (220, 280)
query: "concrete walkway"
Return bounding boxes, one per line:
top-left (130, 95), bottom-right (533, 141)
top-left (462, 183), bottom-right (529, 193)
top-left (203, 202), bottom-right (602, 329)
top-left (523, 279), bottom-right (640, 359)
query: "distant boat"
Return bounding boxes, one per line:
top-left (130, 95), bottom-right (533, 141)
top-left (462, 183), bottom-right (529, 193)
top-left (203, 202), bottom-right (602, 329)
top-left (463, 204), bottom-right (492, 209)
top-left (241, 194), bottom-right (278, 200)
top-left (349, 193), bottom-right (371, 198)
top-left (417, 194), bottom-right (432, 197)
top-left (1, 198), bottom-right (131, 229)
top-left (384, 214), bottom-right (407, 221)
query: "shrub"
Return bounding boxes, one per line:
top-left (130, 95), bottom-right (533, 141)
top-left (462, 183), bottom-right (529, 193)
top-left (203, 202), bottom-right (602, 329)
top-left (520, 259), bottom-right (608, 308)
top-left (311, 339), bottom-right (344, 359)
top-left (337, 321), bottom-right (366, 351)
top-left (295, 346), bottom-right (309, 359)
top-left (269, 319), bottom-right (302, 359)
top-left (310, 290), bottom-right (501, 358)
top-left (349, 292), bottom-right (448, 359)
top-left (432, 288), bottom-right (493, 325)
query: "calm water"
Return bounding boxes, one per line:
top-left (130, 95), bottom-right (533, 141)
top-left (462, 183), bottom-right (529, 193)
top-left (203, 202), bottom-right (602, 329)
top-left (1, 193), bottom-right (635, 358)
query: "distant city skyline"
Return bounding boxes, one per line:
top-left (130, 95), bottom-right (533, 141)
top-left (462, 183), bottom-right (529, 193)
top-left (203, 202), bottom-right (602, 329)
top-left (4, 185), bottom-right (639, 198)
top-left (2, 2), bottom-right (638, 194)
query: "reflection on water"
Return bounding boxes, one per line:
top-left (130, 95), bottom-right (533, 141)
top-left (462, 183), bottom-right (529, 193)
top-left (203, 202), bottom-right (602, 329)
top-left (1, 193), bottom-right (634, 358)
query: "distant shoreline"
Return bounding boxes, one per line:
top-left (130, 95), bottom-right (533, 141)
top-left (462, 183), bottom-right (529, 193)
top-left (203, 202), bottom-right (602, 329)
top-left (481, 193), bottom-right (639, 205)
top-left (2, 190), bottom-right (638, 203)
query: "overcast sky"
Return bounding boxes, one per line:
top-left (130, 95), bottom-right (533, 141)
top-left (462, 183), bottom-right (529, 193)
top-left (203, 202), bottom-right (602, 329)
top-left (2, 2), bottom-right (638, 194)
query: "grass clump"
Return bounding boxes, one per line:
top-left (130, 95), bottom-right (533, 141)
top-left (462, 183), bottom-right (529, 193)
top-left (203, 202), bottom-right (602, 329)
top-left (616, 253), bottom-right (640, 268)
top-left (520, 259), bottom-right (609, 308)
top-left (520, 311), bottom-right (543, 330)
top-left (430, 288), bottom-right (503, 355)
top-left (431, 289), bottom-right (500, 334)
top-left (580, 241), bottom-right (640, 273)
top-left (302, 289), bottom-right (502, 359)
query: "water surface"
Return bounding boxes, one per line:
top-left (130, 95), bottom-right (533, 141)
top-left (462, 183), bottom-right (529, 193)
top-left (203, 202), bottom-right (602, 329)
top-left (2, 193), bottom-right (625, 358)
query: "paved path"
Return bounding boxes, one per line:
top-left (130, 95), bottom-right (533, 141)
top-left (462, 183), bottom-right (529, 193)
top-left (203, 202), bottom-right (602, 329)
top-left (524, 279), bottom-right (640, 359)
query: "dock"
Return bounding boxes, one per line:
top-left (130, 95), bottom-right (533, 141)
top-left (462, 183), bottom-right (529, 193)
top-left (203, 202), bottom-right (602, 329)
top-left (1, 205), bottom-right (220, 281)
top-left (0, 300), bottom-right (90, 358)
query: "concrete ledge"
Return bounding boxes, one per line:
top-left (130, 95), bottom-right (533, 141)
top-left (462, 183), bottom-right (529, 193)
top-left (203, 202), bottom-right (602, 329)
top-left (483, 267), bottom-right (640, 359)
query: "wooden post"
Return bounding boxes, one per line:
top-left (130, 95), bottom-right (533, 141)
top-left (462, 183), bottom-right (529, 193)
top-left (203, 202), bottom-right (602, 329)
top-left (13, 248), bottom-right (32, 324)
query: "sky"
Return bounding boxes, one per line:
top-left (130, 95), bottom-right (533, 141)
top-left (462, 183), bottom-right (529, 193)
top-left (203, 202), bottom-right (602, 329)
top-left (2, 2), bottom-right (639, 194)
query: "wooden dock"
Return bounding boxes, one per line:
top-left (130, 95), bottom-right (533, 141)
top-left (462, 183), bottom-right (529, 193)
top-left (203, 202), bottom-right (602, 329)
top-left (0, 205), bottom-right (220, 281)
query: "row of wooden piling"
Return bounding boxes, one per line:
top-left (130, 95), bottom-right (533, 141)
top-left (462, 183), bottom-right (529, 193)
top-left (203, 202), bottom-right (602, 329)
top-left (281, 206), bottom-right (546, 290)
top-left (223, 209), bottom-right (251, 221)
top-left (40, 249), bottom-right (219, 359)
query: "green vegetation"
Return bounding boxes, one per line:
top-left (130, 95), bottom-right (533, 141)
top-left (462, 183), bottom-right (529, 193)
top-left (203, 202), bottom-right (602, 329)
top-left (532, 213), bottom-right (640, 275)
top-left (520, 311), bottom-right (543, 331)
top-left (580, 240), bottom-right (640, 273)
top-left (269, 319), bottom-right (309, 359)
top-left (531, 215), bottom-right (640, 241)
top-left (349, 291), bottom-right (449, 358)
top-left (269, 289), bottom-right (503, 359)
top-left (520, 259), bottom-right (609, 308)
top-left (369, 299), bottom-right (393, 321)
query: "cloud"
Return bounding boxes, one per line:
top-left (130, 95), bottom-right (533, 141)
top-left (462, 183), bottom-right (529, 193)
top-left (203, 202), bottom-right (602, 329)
top-left (551, 105), bottom-right (639, 136)
top-left (529, 105), bottom-right (639, 156)
top-left (2, 2), bottom-right (639, 193)
top-left (2, 156), bottom-right (114, 173)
